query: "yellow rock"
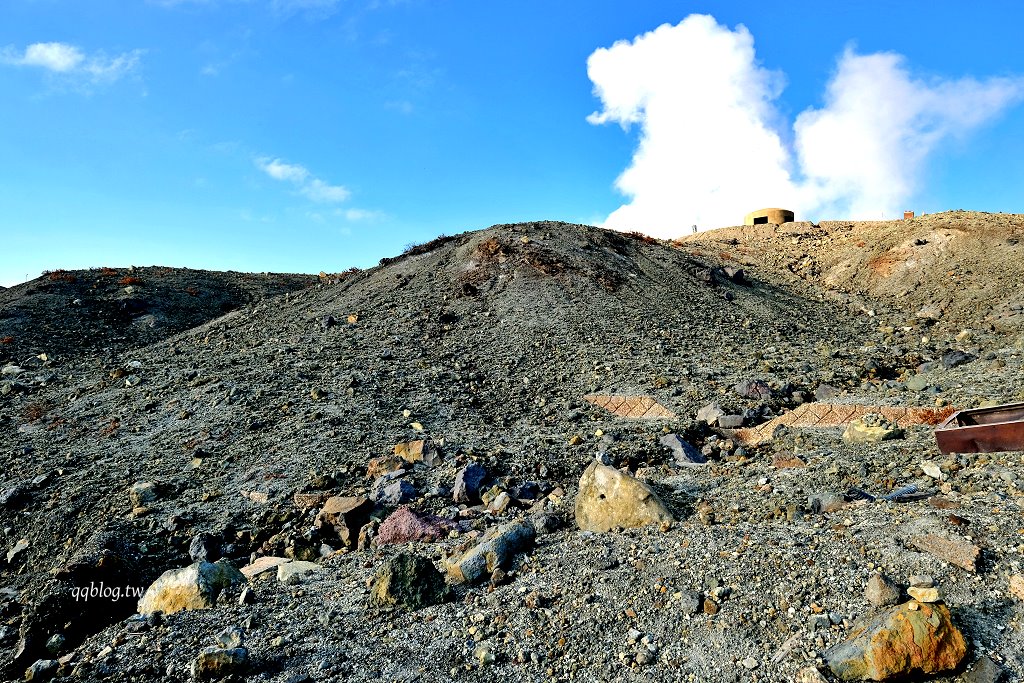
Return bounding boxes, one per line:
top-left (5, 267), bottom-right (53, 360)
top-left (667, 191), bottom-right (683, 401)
top-left (574, 460), bottom-right (674, 532)
top-left (137, 561), bottom-right (246, 616)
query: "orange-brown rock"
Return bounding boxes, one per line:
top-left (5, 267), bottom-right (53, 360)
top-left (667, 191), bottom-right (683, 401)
top-left (393, 440), bottom-right (438, 466)
top-left (825, 601), bottom-right (966, 680)
top-left (366, 455), bottom-right (405, 480)
top-left (314, 496), bottom-right (372, 548)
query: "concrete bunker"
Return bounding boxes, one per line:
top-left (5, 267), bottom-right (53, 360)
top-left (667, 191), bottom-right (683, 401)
top-left (744, 208), bottom-right (794, 226)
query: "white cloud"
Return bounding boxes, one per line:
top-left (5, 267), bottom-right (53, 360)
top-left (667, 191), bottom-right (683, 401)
top-left (20, 42), bottom-right (83, 71)
top-left (794, 49), bottom-right (1024, 219)
top-left (302, 178), bottom-right (350, 203)
top-left (257, 157), bottom-right (310, 183)
top-left (2, 42), bottom-right (142, 83)
top-left (256, 156), bottom-right (350, 204)
top-left (587, 15), bottom-right (1024, 234)
top-left (342, 208), bottom-right (383, 221)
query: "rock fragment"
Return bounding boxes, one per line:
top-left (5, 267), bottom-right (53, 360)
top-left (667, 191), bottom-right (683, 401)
top-left (377, 507), bottom-right (449, 545)
top-left (137, 561), bottom-right (246, 616)
top-left (314, 496), bottom-right (372, 548)
top-left (394, 440), bottom-right (438, 467)
top-left (659, 434), bottom-right (706, 466)
top-left (864, 573), bottom-right (901, 607)
top-left (910, 533), bottom-right (980, 572)
top-left (962, 656), bottom-right (1003, 683)
top-left (825, 600), bottom-right (966, 680)
top-left (370, 553), bottom-right (450, 610)
top-left (128, 481), bottom-right (158, 509)
top-left (453, 463), bottom-right (488, 504)
top-left (842, 413), bottom-right (904, 443)
top-left (191, 646), bottom-right (249, 680)
top-left (188, 533), bottom-right (221, 563)
top-left (574, 460), bottom-right (674, 532)
top-left (374, 479), bottom-right (416, 506)
top-left (733, 378), bottom-right (771, 399)
top-left (444, 521), bottom-right (534, 583)
top-left (696, 403), bottom-right (725, 425)
top-left (1009, 574), bottom-right (1024, 600)
top-left (25, 659), bottom-right (58, 682)
top-left (276, 561), bottom-right (320, 585)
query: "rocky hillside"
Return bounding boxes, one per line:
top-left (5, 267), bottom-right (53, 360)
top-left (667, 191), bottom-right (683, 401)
top-left (0, 266), bottom-right (316, 365)
top-left (0, 219), bottom-right (1022, 683)
top-left (680, 210), bottom-right (1024, 334)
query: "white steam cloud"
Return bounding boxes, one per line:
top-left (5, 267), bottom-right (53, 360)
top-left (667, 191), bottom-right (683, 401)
top-left (587, 15), bottom-right (1024, 234)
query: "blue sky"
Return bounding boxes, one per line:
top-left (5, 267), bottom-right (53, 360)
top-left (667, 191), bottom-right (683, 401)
top-left (2, 1), bottom-right (1022, 285)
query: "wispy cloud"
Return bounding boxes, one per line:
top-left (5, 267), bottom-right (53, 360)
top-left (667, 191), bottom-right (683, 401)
top-left (587, 15), bottom-right (1024, 233)
top-left (302, 178), bottom-right (350, 203)
top-left (256, 156), bottom-right (350, 204)
top-left (271, 0), bottom-right (341, 17)
top-left (342, 208), bottom-right (383, 221)
top-left (2, 42), bottom-right (142, 83)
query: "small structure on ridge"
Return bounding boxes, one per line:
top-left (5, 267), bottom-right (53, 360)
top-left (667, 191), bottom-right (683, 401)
top-left (743, 208), bottom-right (794, 226)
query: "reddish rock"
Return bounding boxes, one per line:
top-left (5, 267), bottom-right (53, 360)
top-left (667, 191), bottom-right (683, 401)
top-left (314, 496), bottom-right (372, 548)
top-left (377, 507), bottom-right (449, 545)
top-left (911, 533), bottom-right (980, 572)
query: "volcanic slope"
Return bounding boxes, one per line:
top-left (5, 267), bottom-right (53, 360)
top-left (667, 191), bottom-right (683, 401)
top-left (2, 220), bottom-right (1022, 682)
top-left (0, 266), bottom-right (316, 365)
top-left (680, 210), bottom-right (1024, 333)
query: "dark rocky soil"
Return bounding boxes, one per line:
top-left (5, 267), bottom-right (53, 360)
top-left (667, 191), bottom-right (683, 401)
top-left (1, 215), bottom-right (1023, 682)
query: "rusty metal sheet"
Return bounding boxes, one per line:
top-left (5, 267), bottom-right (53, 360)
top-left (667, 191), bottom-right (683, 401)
top-left (736, 403), bottom-right (956, 446)
top-left (935, 402), bottom-right (1024, 454)
top-left (583, 394), bottom-right (677, 420)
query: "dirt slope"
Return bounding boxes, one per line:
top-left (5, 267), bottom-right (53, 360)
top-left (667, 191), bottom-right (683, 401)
top-left (680, 210), bottom-right (1024, 333)
top-left (0, 220), bottom-right (1021, 682)
top-left (0, 266), bottom-right (316, 365)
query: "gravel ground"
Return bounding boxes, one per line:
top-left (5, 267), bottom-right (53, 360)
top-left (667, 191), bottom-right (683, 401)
top-left (1, 216), bottom-right (1023, 682)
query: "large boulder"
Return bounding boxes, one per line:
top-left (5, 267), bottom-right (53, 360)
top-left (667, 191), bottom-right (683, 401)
top-left (137, 561), bottom-right (245, 616)
top-left (574, 460), bottom-right (674, 532)
top-left (825, 600), bottom-right (966, 680)
top-left (370, 553), bottom-right (450, 610)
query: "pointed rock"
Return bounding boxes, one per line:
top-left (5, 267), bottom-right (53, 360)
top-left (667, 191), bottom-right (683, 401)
top-left (864, 573), bottom-right (901, 607)
top-left (825, 601), bottom-right (966, 680)
top-left (574, 460), bottom-right (674, 532)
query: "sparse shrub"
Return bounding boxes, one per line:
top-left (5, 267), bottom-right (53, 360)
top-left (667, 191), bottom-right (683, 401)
top-left (99, 267), bottom-right (118, 277)
top-left (185, 287), bottom-right (200, 297)
top-left (0, 336), bottom-right (12, 345)
top-left (24, 402), bottom-right (47, 422)
top-left (46, 269), bottom-right (76, 283)
top-left (119, 276), bottom-right (142, 286)
top-left (99, 419), bottom-right (120, 437)
top-left (624, 231), bottom-right (658, 245)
